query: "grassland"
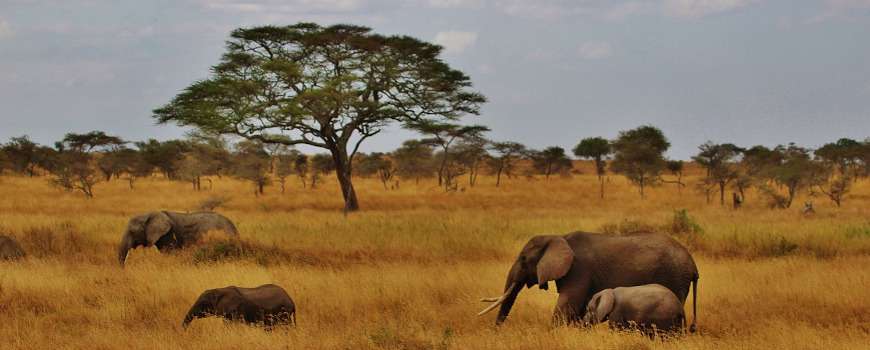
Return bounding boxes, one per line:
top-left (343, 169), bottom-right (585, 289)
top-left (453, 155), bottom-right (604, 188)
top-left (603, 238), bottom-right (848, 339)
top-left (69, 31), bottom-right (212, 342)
top-left (0, 172), bottom-right (868, 349)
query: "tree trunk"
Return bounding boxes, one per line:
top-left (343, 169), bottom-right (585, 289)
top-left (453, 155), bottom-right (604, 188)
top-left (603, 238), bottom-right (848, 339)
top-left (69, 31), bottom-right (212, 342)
top-left (330, 147), bottom-right (360, 212)
top-left (598, 175), bottom-right (604, 199)
top-left (719, 182), bottom-right (726, 206)
top-left (495, 166), bottom-right (503, 187)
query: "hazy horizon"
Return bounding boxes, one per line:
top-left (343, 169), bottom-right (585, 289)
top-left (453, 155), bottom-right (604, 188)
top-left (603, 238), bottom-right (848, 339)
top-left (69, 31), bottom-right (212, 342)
top-left (1, 0), bottom-right (869, 159)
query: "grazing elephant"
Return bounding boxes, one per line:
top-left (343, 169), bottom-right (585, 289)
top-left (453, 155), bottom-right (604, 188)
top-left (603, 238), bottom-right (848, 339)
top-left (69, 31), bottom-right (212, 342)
top-left (478, 232), bottom-right (698, 331)
top-left (182, 284), bottom-right (296, 329)
top-left (583, 284), bottom-right (685, 337)
top-left (0, 235), bottom-right (25, 260)
top-left (117, 211), bottom-right (239, 266)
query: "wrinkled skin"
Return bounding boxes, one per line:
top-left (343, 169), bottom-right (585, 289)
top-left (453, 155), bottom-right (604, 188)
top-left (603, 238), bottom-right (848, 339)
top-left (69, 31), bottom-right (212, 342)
top-left (117, 211), bottom-right (238, 266)
top-left (182, 284), bottom-right (296, 329)
top-left (583, 284), bottom-right (686, 338)
top-left (482, 232), bottom-right (698, 329)
top-left (0, 235), bottom-right (25, 260)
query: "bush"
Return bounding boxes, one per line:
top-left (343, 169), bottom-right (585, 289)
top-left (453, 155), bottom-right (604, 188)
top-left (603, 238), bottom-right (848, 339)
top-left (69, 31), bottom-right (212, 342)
top-left (600, 219), bottom-right (659, 235)
top-left (668, 209), bottom-right (704, 236)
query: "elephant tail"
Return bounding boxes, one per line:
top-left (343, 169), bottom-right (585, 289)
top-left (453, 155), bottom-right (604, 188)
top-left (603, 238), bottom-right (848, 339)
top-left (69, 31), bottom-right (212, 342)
top-left (689, 274), bottom-right (698, 333)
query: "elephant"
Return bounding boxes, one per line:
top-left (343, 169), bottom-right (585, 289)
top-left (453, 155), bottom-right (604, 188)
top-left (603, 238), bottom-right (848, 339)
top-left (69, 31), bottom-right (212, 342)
top-left (182, 284), bottom-right (296, 329)
top-left (0, 235), bottom-right (25, 260)
top-left (582, 284), bottom-right (685, 337)
top-left (478, 232), bottom-right (698, 331)
top-left (117, 211), bottom-right (239, 266)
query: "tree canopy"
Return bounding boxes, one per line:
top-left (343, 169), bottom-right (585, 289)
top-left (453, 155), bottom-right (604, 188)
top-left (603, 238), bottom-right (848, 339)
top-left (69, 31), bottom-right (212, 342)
top-left (153, 23), bottom-right (486, 211)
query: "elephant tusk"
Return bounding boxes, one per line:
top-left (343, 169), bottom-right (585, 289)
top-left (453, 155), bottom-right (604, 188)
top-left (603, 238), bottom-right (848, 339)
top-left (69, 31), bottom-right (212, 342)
top-left (477, 283), bottom-right (516, 316)
top-left (479, 297), bottom-right (500, 302)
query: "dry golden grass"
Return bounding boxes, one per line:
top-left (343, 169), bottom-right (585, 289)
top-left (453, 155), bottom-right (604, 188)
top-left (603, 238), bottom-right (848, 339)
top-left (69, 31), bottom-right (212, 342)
top-left (0, 173), bottom-right (868, 349)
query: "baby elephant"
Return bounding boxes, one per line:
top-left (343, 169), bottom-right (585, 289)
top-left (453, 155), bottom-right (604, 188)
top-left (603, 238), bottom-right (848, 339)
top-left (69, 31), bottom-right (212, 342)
top-left (583, 284), bottom-right (686, 337)
top-left (182, 284), bottom-right (296, 329)
top-left (0, 235), bottom-right (26, 260)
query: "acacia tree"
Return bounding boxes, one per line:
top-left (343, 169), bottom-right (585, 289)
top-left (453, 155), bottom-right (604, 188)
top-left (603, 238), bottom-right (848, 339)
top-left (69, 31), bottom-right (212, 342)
top-left (693, 142), bottom-right (743, 205)
top-left (153, 23), bottom-right (485, 212)
top-left (392, 139), bottom-right (435, 184)
top-left (232, 140), bottom-right (272, 195)
top-left (665, 160), bottom-right (685, 195)
top-left (410, 121), bottom-right (489, 188)
top-left (573, 137), bottom-right (611, 198)
top-left (531, 146), bottom-right (572, 180)
top-left (610, 126), bottom-right (670, 199)
top-left (815, 138), bottom-right (862, 179)
top-left (488, 141), bottom-right (526, 187)
top-left (356, 152), bottom-right (395, 190)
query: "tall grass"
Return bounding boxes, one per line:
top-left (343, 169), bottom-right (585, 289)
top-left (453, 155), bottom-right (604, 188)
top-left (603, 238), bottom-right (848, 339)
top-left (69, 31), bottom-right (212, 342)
top-left (0, 173), bottom-right (868, 349)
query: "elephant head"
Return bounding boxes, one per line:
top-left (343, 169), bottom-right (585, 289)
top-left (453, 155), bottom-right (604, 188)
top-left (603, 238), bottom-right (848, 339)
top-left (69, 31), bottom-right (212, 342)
top-left (582, 289), bottom-right (615, 325)
top-left (117, 212), bottom-right (172, 266)
top-left (478, 235), bottom-right (574, 324)
top-left (182, 289), bottom-right (223, 329)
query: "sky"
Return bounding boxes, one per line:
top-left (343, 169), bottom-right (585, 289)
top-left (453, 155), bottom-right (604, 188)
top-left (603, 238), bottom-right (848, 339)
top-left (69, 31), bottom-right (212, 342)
top-left (0, 0), bottom-right (869, 159)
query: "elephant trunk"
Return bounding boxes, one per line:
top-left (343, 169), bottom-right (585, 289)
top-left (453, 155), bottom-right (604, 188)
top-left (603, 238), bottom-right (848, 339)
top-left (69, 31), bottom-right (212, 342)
top-left (117, 232), bottom-right (132, 267)
top-left (495, 282), bottom-right (522, 325)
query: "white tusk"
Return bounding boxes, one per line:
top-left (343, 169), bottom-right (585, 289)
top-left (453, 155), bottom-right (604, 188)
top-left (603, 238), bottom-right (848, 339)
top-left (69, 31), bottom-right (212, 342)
top-left (477, 283), bottom-right (516, 316)
top-left (479, 297), bottom-right (500, 302)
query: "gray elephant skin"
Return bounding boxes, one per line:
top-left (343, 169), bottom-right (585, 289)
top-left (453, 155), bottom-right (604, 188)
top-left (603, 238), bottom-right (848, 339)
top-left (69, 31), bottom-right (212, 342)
top-left (479, 232), bottom-right (698, 331)
top-left (0, 235), bottom-right (25, 260)
top-left (583, 284), bottom-right (685, 337)
top-left (182, 284), bottom-right (296, 329)
top-left (117, 211), bottom-right (239, 266)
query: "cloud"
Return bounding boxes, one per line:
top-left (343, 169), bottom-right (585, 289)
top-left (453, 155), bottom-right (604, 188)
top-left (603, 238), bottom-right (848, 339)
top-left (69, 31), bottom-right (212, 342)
top-left (0, 19), bottom-right (13, 39)
top-left (662, 0), bottom-right (756, 19)
top-left (604, 2), bottom-right (649, 21)
top-left (577, 41), bottom-right (612, 60)
top-left (433, 31), bottom-right (478, 54)
top-left (199, 0), bottom-right (365, 13)
top-left (425, 0), bottom-right (484, 8)
top-left (810, 0), bottom-right (870, 22)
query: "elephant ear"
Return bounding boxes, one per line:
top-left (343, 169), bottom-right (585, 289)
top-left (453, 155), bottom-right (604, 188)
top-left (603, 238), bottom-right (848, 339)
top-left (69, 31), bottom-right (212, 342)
top-left (536, 236), bottom-right (574, 286)
top-left (145, 212), bottom-right (172, 245)
top-left (593, 289), bottom-right (615, 323)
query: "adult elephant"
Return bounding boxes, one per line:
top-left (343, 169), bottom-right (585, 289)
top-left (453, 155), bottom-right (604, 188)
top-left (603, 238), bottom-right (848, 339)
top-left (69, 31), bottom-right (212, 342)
top-left (182, 284), bottom-right (296, 329)
top-left (117, 211), bottom-right (239, 266)
top-left (478, 232), bottom-right (698, 331)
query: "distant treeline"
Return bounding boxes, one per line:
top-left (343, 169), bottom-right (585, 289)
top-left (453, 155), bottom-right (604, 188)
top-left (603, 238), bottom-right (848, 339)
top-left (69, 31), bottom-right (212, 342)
top-left (1, 128), bottom-right (868, 208)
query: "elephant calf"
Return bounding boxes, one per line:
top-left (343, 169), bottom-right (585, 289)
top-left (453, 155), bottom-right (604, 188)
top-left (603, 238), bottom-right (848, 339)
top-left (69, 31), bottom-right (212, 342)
top-left (583, 284), bottom-right (685, 337)
top-left (182, 284), bottom-right (296, 329)
top-left (118, 211), bottom-right (239, 266)
top-left (0, 235), bottom-right (25, 260)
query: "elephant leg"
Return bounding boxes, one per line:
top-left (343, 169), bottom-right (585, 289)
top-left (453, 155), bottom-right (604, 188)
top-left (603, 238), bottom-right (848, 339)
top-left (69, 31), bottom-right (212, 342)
top-left (552, 292), bottom-right (586, 326)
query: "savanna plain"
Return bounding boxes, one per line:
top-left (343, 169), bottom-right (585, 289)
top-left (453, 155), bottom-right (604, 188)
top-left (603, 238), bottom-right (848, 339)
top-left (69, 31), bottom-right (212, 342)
top-left (1, 170), bottom-right (869, 350)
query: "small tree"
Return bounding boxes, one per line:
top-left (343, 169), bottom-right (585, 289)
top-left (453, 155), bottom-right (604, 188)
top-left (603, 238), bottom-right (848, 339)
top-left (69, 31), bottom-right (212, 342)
top-left (758, 144), bottom-right (821, 209)
top-left (275, 149), bottom-right (302, 194)
top-left (487, 141), bottom-right (526, 187)
top-left (135, 139), bottom-right (190, 179)
top-left (392, 140), bottom-right (436, 185)
top-left (610, 126), bottom-right (670, 199)
top-left (309, 153), bottom-right (335, 189)
top-left (2, 136), bottom-right (40, 176)
top-left (356, 152), bottom-right (395, 190)
top-left (692, 142), bottom-right (743, 205)
top-left (815, 138), bottom-right (862, 178)
top-left (453, 138), bottom-right (489, 187)
top-left (410, 121), bottom-right (489, 188)
top-left (531, 147), bottom-right (572, 180)
top-left (665, 160), bottom-right (685, 194)
top-left (232, 140), bottom-right (271, 195)
top-left (573, 137), bottom-right (611, 198)
top-left (49, 151), bottom-right (100, 197)
top-left (294, 154), bottom-right (309, 188)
